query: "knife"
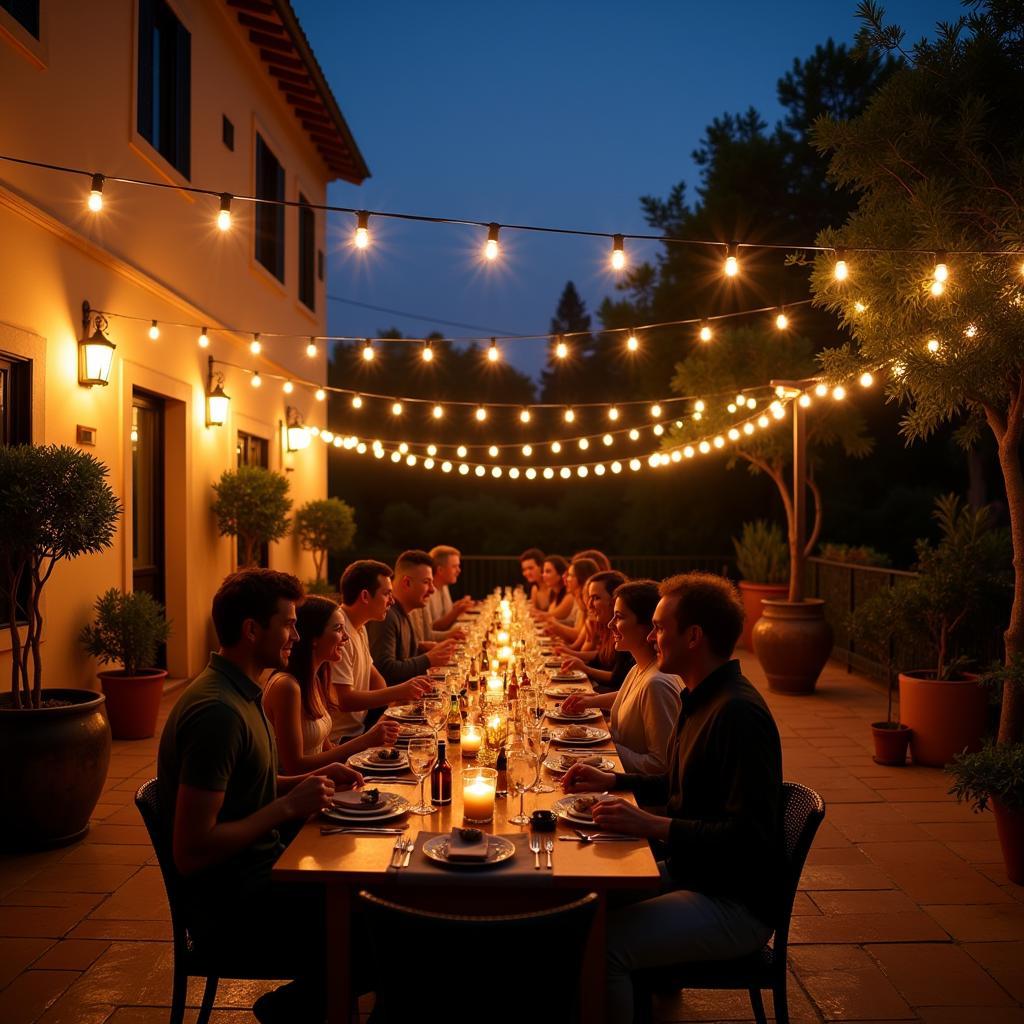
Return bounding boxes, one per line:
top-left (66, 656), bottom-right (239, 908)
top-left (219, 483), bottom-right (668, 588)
top-left (320, 826), bottom-right (409, 836)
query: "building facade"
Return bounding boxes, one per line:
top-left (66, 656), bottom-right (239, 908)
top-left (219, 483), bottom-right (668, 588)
top-left (0, 0), bottom-right (368, 685)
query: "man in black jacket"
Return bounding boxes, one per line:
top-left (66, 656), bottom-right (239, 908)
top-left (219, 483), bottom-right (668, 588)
top-left (562, 572), bottom-right (783, 1024)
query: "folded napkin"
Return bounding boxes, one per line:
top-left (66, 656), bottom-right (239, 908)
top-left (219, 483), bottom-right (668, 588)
top-left (447, 827), bottom-right (489, 861)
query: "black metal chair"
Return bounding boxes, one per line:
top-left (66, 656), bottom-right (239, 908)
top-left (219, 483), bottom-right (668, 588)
top-left (357, 888), bottom-right (599, 1023)
top-left (632, 781), bottom-right (826, 1024)
top-left (134, 778), bottom-right (296, 1024)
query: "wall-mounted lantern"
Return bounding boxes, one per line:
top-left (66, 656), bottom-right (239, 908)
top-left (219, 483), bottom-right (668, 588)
top-left (78, 300), bottom-right (116, 387)
top-left (285, 406), bottom-right (311, 452)
top-left (206, 355), bottom-right (229, 427)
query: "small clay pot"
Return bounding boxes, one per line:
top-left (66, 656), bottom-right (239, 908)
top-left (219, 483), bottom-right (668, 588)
top-left (870, 721), bottom-right (911, 766)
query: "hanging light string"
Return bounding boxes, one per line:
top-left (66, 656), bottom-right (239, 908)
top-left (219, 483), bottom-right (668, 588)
top-left (3, 152), bottom-right (1021, 259)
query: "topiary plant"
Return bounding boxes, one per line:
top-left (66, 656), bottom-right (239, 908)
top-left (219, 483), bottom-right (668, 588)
top-left (733, 520), bottom-right (789, 585)
top-left (80, 588), bottom-right (171, 676)
top-left (211, 466), bottom-right (292, 566)
top-left (294, 497), bottom-right (356, 582)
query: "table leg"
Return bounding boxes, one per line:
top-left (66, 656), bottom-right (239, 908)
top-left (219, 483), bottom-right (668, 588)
top-left (325, 882), bottom-right (351, 1024)
top-left (581, 891), bottom-right (607, 1024)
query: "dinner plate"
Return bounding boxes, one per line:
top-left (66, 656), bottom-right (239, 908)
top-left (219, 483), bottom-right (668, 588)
top-left (550, 670), bottom-right (588, 682)
top-left (544, 755), bottom-right (615, 774)
top-left (421, 833), bottom-right (515, 869)
top-left (323, 795), bottom-right (410, 824)
top-left (349, 747), bottom-right (409, 771)
top-left (551, 794), bottom-right (615, 825)
top-left (384, 705), bottom-right (426, 722)
top-left (545, 686), bottom-right (588, 698)
top-left (546, 707), bottom-right (603, 724)
top-left (551, 726), bottom-right (611, 745)
top-left (544, 660), bottom-right (562, 669)
top-left (332, 791), bottom-right (400, 815)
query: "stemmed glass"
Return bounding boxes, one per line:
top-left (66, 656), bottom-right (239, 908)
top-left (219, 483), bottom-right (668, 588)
top-left (507, 742), bottom-right (537, 825)
top-left (422, 696), bottom-right (447, 737)
top-left (407, 734), bottom-right (437, 815)
top-left (526, 724), bottom-right (555, 794)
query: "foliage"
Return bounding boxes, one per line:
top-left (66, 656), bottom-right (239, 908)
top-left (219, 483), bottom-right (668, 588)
top-left (818, 542), bottom-right (891, 567)
top-left (541, 282), bottom-right (595, 403)
top-left (948, 741), bottom-right (1024, 812)
top-left (211, 466), bottom-right (292, 567)
top-left (304, 577), bottom-right (337, 597)
top-left (0, 444), bottom-right (122, 708)
top-left (810, 1), bottom-right (1024, 743)
top-left (733, 520), bottom-right (789, 584)
top-left (849, 494), bottom-right (1011, 682)
top-left (79, 588), bottom-right (170, 676)
top-left (294, 497), bottom-right (356, 582)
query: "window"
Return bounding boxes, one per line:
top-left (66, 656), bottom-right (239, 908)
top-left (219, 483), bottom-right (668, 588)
top-left (236, 431), bottom-right (269, 567)
top-left (1, 0), bottom-right (39, 37)
top-left (255, 134), bottom-right (285, 281)
top-left (299, 194), bottom-right (315, 311)
top-left (137, 0), bottom-right (191, 178)
top-left (222, 114), bottom-right (234, 151)
top-left (0, 355), bottom-right (32, 629)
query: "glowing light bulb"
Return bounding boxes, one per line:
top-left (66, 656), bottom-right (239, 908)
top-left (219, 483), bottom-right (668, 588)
top-left (931, 279), bottom-right (945, 297)
top-left (560, 467), bottom-right (571, 480)
top-left (351, 394), bottom-right (363, 409)
top-left (736, 394), bottom-right (746, 407)
top-left (322, 431), bottom-right (334, 443)
top-left (602, 433), bottom-right (613, 446)
top-left (555, 337), bottom-right (568, 359)
top-left (475, 466), bottom-right (486, 478)
top-left (608, 407), bottom-right (619, 421)
top-left (832, 386), bottom-right (847, 400)
top-left (684, 446), bottom-right (695, 458)
top-left (859, 372), bottom-right (874, 388)
top-left (509, 467), bottom-right (520, 479)
top-left (543, 467), bottom-right (554, 480)
top-left (694, 400), bottom-right (705, 413)
top-left (424, 458), bottom-right (434, 470)
top-left (564, 408), bottom-right (575, 423)
top-left (475, 406), bottom-right (487, 422)
top-left (251, 372), bottom-right (262, 388)
top-left (250, 334), bottom-right (262, 355)
top-left (459, 464), bottom-right (469, 476)
top-left (427, 444), bottom-right (437, 457)
top-left (594, 464), bottom-right (606, 476)
top-left (724, 242), bottom-right (739, 277)
top-left (198, 327), bottom-right (209, 349)
top-left (699, 323), bottom-right (713, 343)
top-left (217, 193), bottom-right (232, 231)
top-left (148, 320), bottom-right (160, 341)
top-left (283, 380), bottom-right (294, 395)
top-left (650, 404), bottom-right (662, 418)
top-left (671, 450), bottom-right (682, 462)
top-left (432, 404), bottom-right (444, 419)
top-left (743, 422), bottom-right (755, 435)
top-left (354, 210), bottom-right (370, 249)
top-left (964, 324), bottom-right (978, 338)
top-left (775, 310), bottom-right (789, 330)
top-left (692, 411), bottom-right (702, 422)
top-left (487, 339), bottom-right (500, 363)
top-left (391, 401), bottom-right (403, 416)
top-left (525, 467), bottom-right (537, 480)
top-left (315, 388), bottom-right (326, 402)
top-left (854, 301), bottom-right (866, 314)
top-left (406, 454), bottom-right (417, 467)
top-left (757, 415), bottom-right (770, 429)
top-left (391, 451), bottom-right (401, 463)
top-left (728, 428), bottom-right (740, 440)
top-left (629, 459), bottom-right (641, 472)
top-left (799, 394), bottom-right (811, 408)
top-left (611, 234), bottom-right (626, 271)
top-left (611, 462), bottom-right (622, 474)
top-left (422, 343), bottom-right (434, 362)
top-left (727, 403), bottom-right (737, 414)
top-left (551, 441), bottom-right (562, 454)
top-left (814, 383), bottom-right (828, 397)
top-left (519, 408), bottom-right (532, 424)
top-left (522, 444), bottom-right (533, 457)
top-left (306, 339), bottom-right (318, 358)
top-left (834, 258), bottom-right (848, 281)
top-left (357, 442), bottom-right (367, 454)
top-left (488, 445), bottom-right (499, 458)
top-left (442, 461), bottom-right (453, 473)
top-left (577, 466), bottom-right (589, 478)
top-left (653, 424), bottom-right (664, 436)
top-left (933, 256), bottom-right (949, 283)
top-left (87, 173), bottom-right (104, 212)
top-left (334, 437), bottom-right (343, 448)
top-left (648, 454), bottom-right (661, 469)
top-left (628, 428), bottom-right (640, 441)
top-left (927, 338), bottom-right (940, 353)
top-left (578, 438), bottom-right (590, 450)
top-left (699, 440), bottom-right (711, 454)
top-left (362, 341), bottom-right (374, 361)
top-left (398, 442), bottom-right (409, 455)
top-left (484, 222), bottom-right (500, 261)
top-left (626, 333), bottom-right (638, 352)
top-left (457, 445), bottom-right (468, 458)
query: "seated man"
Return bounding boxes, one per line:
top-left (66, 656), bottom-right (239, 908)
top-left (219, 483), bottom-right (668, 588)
top-left (520, 546), bottom-right (549, 609)
top-left (426, 544), bottom-right (473, 632)
top-left (562, 572), bottom-right (784, 1024)
top-left (367, 549), bottom-right (458, 685)
top-left (157, 569), bottom-right (364, 1024)
top-left (330, 558), bottom-right (432, 741)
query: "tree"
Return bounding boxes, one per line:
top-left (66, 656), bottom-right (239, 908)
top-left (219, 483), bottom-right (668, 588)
top-left (294, 498), bottom-right (356, 582)
top-left (810, 1), bottom-right (1024, 743)
top-left (540, 281), bottom-right (595, 402)
top-left (211, 466), bottom-right (292, 567)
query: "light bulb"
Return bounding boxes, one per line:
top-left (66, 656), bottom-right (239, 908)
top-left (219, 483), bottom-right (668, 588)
top-left (931, 279), bottom-right (945, 296)
top-left (699, 440), bottom-right (711, 454)
top-left (352, 394), bottom-right (363, 408)
top-left (814, 383), bottom-right (828, 397)
top-left (578, 466), bottom-right (589, 478)
top-left (560, 467), bottom-right (571, 480)
top-left (628, 428), bottom-right (640, 441)
top-left (647, 404), bottom-right (659, 419)
top-left (250, 334), bottom-right (261, 355)
top-left (933, 256), bottom-right (949, 283)
top-left (550, 441), bottom-right (562, 454)
top-left (283, 380), bottom-right (294, 394)
top-left (611, 234), bottom-right (626, 271)
top-left (432, 404), bottom-right (444, 419)
top-left (728, 403), bottom-right (737, 414)
top-left (626, 333), bottom-right (638, 352)
top-left (653, 424), bottom-right (664, 436)
top-left (743, 422), bottom-right (755, 435)
top-left (427, 444), bottom-right (437, 457)
top-left (509, 467), bottom-right (520, 479)
top-left (602, 433), bottom-right (613, 446)
top-left (391, 451), bottom-right (401, 463)
top-left (148, 320), bottom-right (160, 341)
top-left (422, 343), bottom-right (434, 362)
top-left (927, 338), bottom-right (940, 353)
top-left (487, 339), bottom-right (500, 362)
top-left (306, 339), bottom-right (318, 358)
top-left (728, 428), bottom-right (740, 440)
top-left (757, 415), bottom-right (769, 428)
top-left (964, 324), bottom-right (978, 338)
top-left (475, 406), bottom-right (487, 422)
top-left (87, 173), bottom-right (104, 212)
top-left (608, 407), bottom-right (619, 421)
top-left (834, 258), bottom-right (848, 281)
top-left (406, 454), bottom-right (417, 467)
top-left (554, 338), bottom-right (568, 359)
top-left (488, 445), bottom-right (499, 458)
top-left (251, 372), bottom-right (262, 388)
top-left (699, 323), bottom-right (713, 343)
top-left (671, 450), bottom-right (682, 463)
top-left (543, 467), bottom-right (555, 480)
top-left (354, 210), bottom-right (370, 249)
top-left (564, 408), bottom-right (575, 423)
top-left (525, 467), bottom-right (536, 480)
top-left (198, 327), bottom-right (209, 348)
top-left (692, 411), bottom-right (702, 422)
top-left (457, 445), bottom-right (468, 458)
top-left (775, 310), bottom-right (789, 330)
top-left (475, 466), bottom-right (486, 478)
top-left (684, 446), bottom-right (694, 458)
top-left (648, 454), bottom-right (661, 469)
top-left (629, 459), bottom-right (641, 472)
top-left (832, 386), bottom-right (847, 400)
top-left (459, 464), bottom-right (469, 476)
top-left (724, 242), bottom-right (739, 277)
top-left (594, 464), bottom-right (606, 476)
top-left (391, 401), bottom-right (403, 416)
top-left (334, 437), bottom-right (343, 448)
top-left (424, 458), bottom-right (434, 469)
top-left (491, 466), bottom-right (502, 479)
top-left (859, 371), bottom-right (874, 387)
top-left (315, 388), bottom-right (326, 402)
top-left (854, 301), bottom-right (866, 314)
top-left (611, 462), bottom-right (622, 474)
top-left (442, 461), bottom-right (453, 473)
top-left (799, 394), bottom-right (811, 408)
top-left (736, 394), bottom-right (746, 407)
top-left (357, 442), bottom-right (367, 454)
top-left (578, 438), bottom-right (589, 450)
top-left (322, 431), bottom-right (334, 443)
top-left (217, 193), bottom-right (232, 231)
top-left (519, 408), bottom-right (532, 423)
top-left (522, 444), bottom-right (533, 457)
top-left (362, 341), bottom-right (374, 361)
top-left (694, 400), bottom-right (705, 413)
top-left (484, 222), bottom-right (500, 261)
top-left (398, 442), bottom-right (409, 454)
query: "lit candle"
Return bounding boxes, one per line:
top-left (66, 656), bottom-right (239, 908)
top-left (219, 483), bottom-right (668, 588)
top-left (463, 768), bottom-right (497, 823)
top-left (462, 724), bottom-right (482, 756)
top-left (486, 675), bottom-right (503, 697)
top-left (497, 629), bottom-right (510, 645)
top-left (499, 645), bottom-right (514, 664)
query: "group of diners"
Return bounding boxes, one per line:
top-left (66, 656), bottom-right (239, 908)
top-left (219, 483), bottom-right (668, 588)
top-left (156, 545), bottom-right (784, 1024)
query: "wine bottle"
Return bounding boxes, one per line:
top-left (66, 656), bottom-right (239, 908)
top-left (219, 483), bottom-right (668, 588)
top-left (507, 669), bottom-right (519, 703)
top-left (495, 744), bottom-right (508, 797)
top-left (430, 740), bottom-right (452, 805)
top-left (446, 694), bottom-right (462, 744)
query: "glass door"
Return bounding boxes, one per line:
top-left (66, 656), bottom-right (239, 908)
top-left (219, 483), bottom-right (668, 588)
top-left (131, 391), bottom-right (166, 666)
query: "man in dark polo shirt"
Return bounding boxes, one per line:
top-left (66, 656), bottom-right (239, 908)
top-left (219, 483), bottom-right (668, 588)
top-left (562, 572), bottom-right (784, 1024)
top-left (157, 568), bottom-right (363, 1024)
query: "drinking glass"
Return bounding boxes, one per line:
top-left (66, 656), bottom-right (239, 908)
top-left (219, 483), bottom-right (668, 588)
top-left (527, 725), bottom-right (555, 793)
top-left (407, 735), bottom-right (437, 814)
top-left (507, 744), bottom-right (537, 825)
top-left (422, 696), bottom-right (447, 737)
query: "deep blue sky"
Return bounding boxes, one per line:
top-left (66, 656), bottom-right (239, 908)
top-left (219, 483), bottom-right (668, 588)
top-left (293, 0), bottom-right (964, 380)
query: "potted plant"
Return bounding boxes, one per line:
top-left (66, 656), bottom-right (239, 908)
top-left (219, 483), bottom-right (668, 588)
top-left (294, 497), bottom-right (356, 585)
top-left (850, 495), bottom-right (1010, 767)
top-left (733, 520), bottom-right (789, 651)
top-left (211, 465), bottom-right (292, 566)
top-left (0, 444), bottom-right (121, 849)
top-left (80, 588), bottom-right (171, 739)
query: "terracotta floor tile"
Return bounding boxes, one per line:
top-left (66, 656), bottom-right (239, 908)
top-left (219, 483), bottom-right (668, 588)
top-left (651, 973), bottom-right (820, 1023)
top-left (84, 825), bottom-right (151, 847)
top-left (794, 960), bottom-right (915, 1019)
top-left (915, 1008), bottom-right (1024, 1024)
top-left (87, 805), bottom-right (123, 822)
top-left (88, 868), bottom-right (168, 921)
top-left (806, 847), bottom-right (873, 866)
top-left (20, 864), bottom-right (141, 894)
top-left (33, 939), bottom-right (110, 971)
top-left (97, 807), bottom-right (145, 828)
top-left (834, 821), bottom-right (932, 843)
top-left (0, 970), bottom-right (79, 1024)
top-left (870, 861), bottom-right (1013, 905)
top-left (862, 770), bottom-right (949, 789)
top-left (818, 787), bottom-right (885, 804)
top-left (807, 821), bottom-right (852, 849)
top-left (67, 919), bottom-right (171, 941)
top-left (810, 890), bottom-right (919, 916)
top-left (1, 891), bottom-right (104, 913)
top-left (0, 851), bottom-right (73, 897)
top-left (893, 801), bottom-right (979, 823)
top-left (922, 820), bottom-right (999, 842)
top-left (946, 840), bottom-right (1005, 863)
top-left (0, 905), bottom-right (90, 939)
top-left (964, 941), bottom-right (1024, 1002)
top-left (56, 845), bottom-right (154, 868)
top-left (976, 862), bottom-right (1022, 888)
top-left (790, 943), bottom-right (872, 971)
top-left (827, 803), bottom-right (916, 825)
top-left (859, 840), bottom-right (969, 869)
top-left (0, 937), bottom-right (54, 990)
top-left (792, 892), bottom-right (821, 915)
top-left (798, 864), bottom-right (895, 891)
top-left (924, 903), bottom-right (1024, 942)
top-left (783, 751), bottom-right (841, 769)
top-left (789, 910), bottom-right (949, 944)
top-left (866, 942), bottom-right (1013, 1006)
top-left (881, 787), bottom-right (962, 802)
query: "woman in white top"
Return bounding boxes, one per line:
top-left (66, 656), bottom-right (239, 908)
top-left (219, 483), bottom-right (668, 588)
top-left (263, 595), bottom-right (399, 774)
top-left (561, 579), bottom-right (681, 775)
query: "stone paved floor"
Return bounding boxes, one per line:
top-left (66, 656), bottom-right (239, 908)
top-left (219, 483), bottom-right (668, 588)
top-left (2, 652), bottom-right (1022, 1023)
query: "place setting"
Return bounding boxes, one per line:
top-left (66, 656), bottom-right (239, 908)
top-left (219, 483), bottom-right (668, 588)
top-left (320, 788), bottom-right (411, 835)
top-left (347, 745), bottom-right (414, 774)
top-left (543, 751), bottom-right (616, 775)
top-left (550, 724), bottom-right (612, 746)
top-left (546, 703), bottom-right (604, 724)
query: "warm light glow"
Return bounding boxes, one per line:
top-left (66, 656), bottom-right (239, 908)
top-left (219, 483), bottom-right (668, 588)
top-left (964, 324), bottom-right (978, 338)
top-left (578, 437), bottom-right (590, 450)
top-left (251, 372), bottom-right (262, 388)
top-left (626, 333), bottom-right (638, 352)
top-left (283, 380), bottom-right (294, 394)
top-left (550, 441), bottom-right (562, 454)
top-left (743, 422), bottom-right (755, 435)
top-left (692, 411), bottom-right (702, 422)
top-left (459, 464), bottom-right (470, 475)
top-left (391, 401), bottom-right (403, 416)
top-left (727, 403), bottom-right (737, 414)
top-left (694, 400), bottom-right (705, 413)
top-left (629, 459), bottom-right (641, 471)
top-left (832, 386), bottom-right (847, 400)
top-left (560, 467), bottom-right (571, 480)
top-left (684, 446), bottom-right (695, 458)
top-left (475, 466), bottom-right (486, 478)
top-left (352, 394), bottom-right (363, 409)
top-left (927, 337), bottom-right (941, 353)
top-left (250, 334), bottom-right (261, 355)
top-left (653, 424), bottom-right (664, 436)
top-left (217, 193), bottom-right (232, 231)
top-left (814, 383), bottom-right (828, 397)
top-left (457, 445), bottom-right (468, 458)
top-left (735, 394), bottom-right (746, 406)
top-left (933, 258), bottom-right (949, 283)
top-left (519, 408), bottom-right (531, 423)
top-left (432, 404), bottom-right (444, 419)
top-left (594, 464), bottom-right (606, 476)
top-left (930, 279), bottom-right (945, 297)
top-left (87, 173), bottom-right (104, 212)
top-left (799, 393), bottom-right (811, 408)
top-left (555, 339), bottom-right (569, 360)
top-left (354, 211), bottom-right (370, 249)
top-left (724, 242), bottom-right (740, 277)
top-left (713, 435), bottom-right (725, 447)
top-left (602, 433), bottom-right (613, 446)
top-left (488, 445), bottom-right (499, 458)
top-left (306, 340), bottom-right (318, 358)
top-left (608, 406), bottom-right (619, 421)
top-left (362, 341), bottom-right (375, 361)
top-left (525, 467), bottom-right (536, 479)
top-left (859, 372), bottom-right (874, 387)
top-left (442, 461), bottom-right (453, 473)
top-left (424, 458), bottom-right (434, 469)
top-left (564, 408), bottom-right (575, 423)
top-left (422, 343), bottom-right (434, 362)
top-left (487, 339), bottom-right (500, 362)
top-left (611, 234), bottom-right (626, 271)
top-left (406, 454), bottom-right (417, 467)
top-left (699, 323), bottom-right (713, 343)
top-left (628, 428), bottom-right (640, 441)
top-left (854, 301), bottom-right (866, 314)
top-left (543, 467), bottom-right (554, 479)
top-left (148, 320), bottom-right (160, 341)
top-left (728, 427), bottom-right (740, 440)
top-left (391, 452), bottom-right (401, 463)
top-left (522, 444), bottom-right (533, 457)
top-left (475, 406), bottom-right (487, 422)
top-left (399, 443), bottom-right (409, 454)
top-left (611, 461), bottom-right (622, 474)
top-left (699, 440), bottom-right (711, 454)
top-left (650, 404), bottom-right (662, 418)
top-left (427, 444), bottom-right (437, 456)
top-left (648, 454), bottom-right (661, 469)
top-left (834, 258), bottom-right (848, 281)
top-left (198, 328), bottom-right (209, 349)
top-left (484, 223), bottom-right (500, 261)
top-left (322, 431), bottom-right (335, 443)
top-left (315, 388), bottom-right (326, 402)
top-left (775, 311), bottom-right (789, 330)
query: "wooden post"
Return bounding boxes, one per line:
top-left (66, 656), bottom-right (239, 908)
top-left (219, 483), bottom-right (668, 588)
top-left (791, 396), bottom-right (807, 603)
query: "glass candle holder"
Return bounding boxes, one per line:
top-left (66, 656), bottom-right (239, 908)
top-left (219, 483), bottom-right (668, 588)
top-left (462, 723), bottom-right (482, 757)
top-left (463, 767), bottom-right (497, 823)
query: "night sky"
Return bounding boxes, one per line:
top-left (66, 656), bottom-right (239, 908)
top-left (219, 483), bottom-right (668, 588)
top-left (292, 0), bottom-right (965, 381)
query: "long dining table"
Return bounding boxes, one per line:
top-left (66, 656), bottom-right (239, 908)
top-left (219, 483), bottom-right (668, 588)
top-left (272, 676), bottom-right (661, 1024)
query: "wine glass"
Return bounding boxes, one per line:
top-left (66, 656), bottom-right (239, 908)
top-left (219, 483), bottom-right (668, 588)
top-left (527, 725), bottom-right (555, 793)
top-left (507, 743), bottom-right (537, 825)
top-left (407, 734), bottom-right (437, 815)
top-left (422, 696), bottom-right (447, 737)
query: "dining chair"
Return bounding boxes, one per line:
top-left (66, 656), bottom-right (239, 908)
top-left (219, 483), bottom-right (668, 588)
top-left (134, 778), bottom-right (297, 1024)
top-left (631, 781), bottom-right (826, 1024)
top-left (357, 888), bottom-right (599, 1022)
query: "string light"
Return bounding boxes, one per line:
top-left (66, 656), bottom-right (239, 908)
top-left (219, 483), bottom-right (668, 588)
top-left (853, 301), bottom-right (867, 314)
top-left (522, 444), bottom-right (533, 457)
top-left (774, 308), bottom-right (789, 330)
top-left (217, 193), bottom-right (232, 231)
top-left (933, 253), bottom-right (949, 284)
top-left (519, 408), bottom-right (532, 424)
top-left (602, 433), bottom-right (613, 446)
top-left (488, 445), bottom-right (499, 458)
top-left (554, 336), bottom-right (569, 360)
top-left (579, 438), bottom-right (590, 450)
top-left (814, 383), bottom-right (828, 397)
top-left (653, 424), bottom-right (664, 436)
top-left (608, 407), bottom-right (620, 421)
top-left (315, 388), bottom-right (326, 401)
top-left (432, 404), bottom-right (444, 419)
top-left (626, 332), bottom-right (639, 352)
top-left (487, 338), bottom-right (500, 363)
top-left (650, 404), bottom-right (662, 418)
top-left (859, 372), bottom-right (874, 387)
top-left (198, 327), bottom-right (209, 349)
top-left (564, 408), bottom-right (576, 423)
top-left (699, 322), bottom-right (713, 343)
top-left (87, 173), bottom-right (104, 212)
top-left (724, 242), bottom-right (740, 278)
top-left (833, 249), bottom-right (848, 281)
top-left (283, 380), bottom-right (294, 394)
top-left (611, 234), bottom-right (626, 271)
top-left (250, 333), bottom-right (261, 355)
top-left (475, 406), bottom-right (487, 422)
top-left (457, 445), bottom-right (468, 458)
top-left (422, 341), bottom-right (434, 362)
top-left (628, 428), bottom-right (640, 441)
top-left (832, 386), bottom-right (846, 400)
top-left (484, 223), bottom-right (500, 261)
top-left (362, 340), bottom-right (375, 361)
top-left (352, 394), bottom-right (363, 408)
top-left (927, 337), bottom-right (940, 353)
top-left (148, 320), bottom-right (160, 341)
top-left (251, 372), bottom-right (262, 388)
top-left (551, 441), bottom-right (562, 454)
top-left (798, 393), bottom-right (811, 407)
top-left (694, 400), bottom-right (705, 413)
top-left (427, 445), bottom-right (437, 457)
top-left (391, 401), bottom-right (403, 416)
top-left (354, 210), bottom-right (370, 249)
top-left (306, 338), bottom-right (318, 358)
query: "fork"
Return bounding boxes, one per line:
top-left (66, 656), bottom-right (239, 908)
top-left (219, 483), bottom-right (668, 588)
top-left (401, 838), bottom-right (414, 868)
top-left (389, 836), bottom-right (405, 868)
top-left (529, 835), bottom-right (541, 869)
top-left (544, 838), bottom-right (554, 869)
top-left (572, 829), bottom-right (642, 842)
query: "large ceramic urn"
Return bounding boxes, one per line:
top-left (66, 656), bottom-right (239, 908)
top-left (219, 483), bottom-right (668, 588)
top-left (751, 598), bottom-right (834, 695)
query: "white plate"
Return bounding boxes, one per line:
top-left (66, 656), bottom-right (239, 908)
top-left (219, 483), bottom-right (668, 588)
top-left (545, 686), bottom-right (588, 698)
top-left (332, 790), bottom-right (401, 815)
top-left (384, 705), bottom-right (426, 722)
top-left (550, 670), bottom-right (588, 682)
top-left (551, 794), bottom-right (615, 825)
top-left (546, 708), bottom-right (603, 724)
top-left (551, 726), bottom-right (611, 745)
top-left (349, 748), bottom-right (409, 771)
top-left (323, 794), bottom-right (410, 824)
top-left (544, 756), bottom-right (615, 774)
top-left (421, 833), bottom-right (516, 868)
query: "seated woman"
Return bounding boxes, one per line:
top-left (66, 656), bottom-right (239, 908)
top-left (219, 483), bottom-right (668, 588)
top-left (558, 570), bottom-right (633, 692)
top-left (263, 595), bottom-right (400, 774)
top-left (537, 555), bottom-right (574, 622)
top-left (541, 556), bottom-right (599, 644)
top-left (573, 547), bottom-right (612, 571)
top-left (561, 580), bottom-right (682, 774)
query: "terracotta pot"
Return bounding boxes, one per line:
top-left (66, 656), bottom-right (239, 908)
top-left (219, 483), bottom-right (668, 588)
top-left (751, 599), bottom-right (834, 695)
top-left (870, 722), bottom-right (911, 766)
top-left (898, 670), bottom-right (987, 768)
top-left (0, 689), bottom-right (111, 850)
top-left (737, 581), bottom-right (788, 651)
top-left (991, 798), bottom-right (1024, 886)
top-left (99, 669), bottom-right (166, 740)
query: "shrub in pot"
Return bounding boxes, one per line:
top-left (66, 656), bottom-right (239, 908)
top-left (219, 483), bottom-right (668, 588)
top-left (0, 444), bottom-right (121, 849)
top-left (733, 520), bottom-right (788, 651)
top-left (80, 588), bottom-right (171, 739)
top-left (294, 497), bottom-right (356, 585)
top-left (211, 465), bottom-right (292, 567)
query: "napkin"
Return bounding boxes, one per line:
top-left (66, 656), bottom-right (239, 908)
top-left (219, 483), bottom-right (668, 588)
top-left (447, 827), bottom-right (489, 861)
